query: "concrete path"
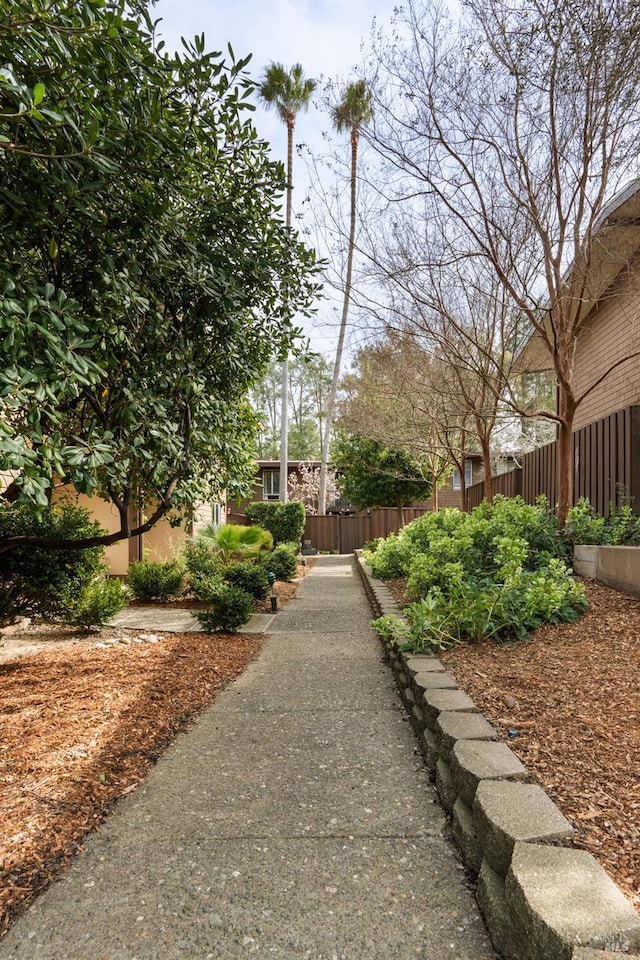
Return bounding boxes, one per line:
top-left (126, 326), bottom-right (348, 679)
top-left (109, 607), bottom-right (275, 634)
top-left (0, 556), bottom-right (496, 960)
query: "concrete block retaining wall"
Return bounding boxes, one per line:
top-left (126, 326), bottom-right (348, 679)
top-left (573, 546), bottom-right (640, 599)
top-left (355, 552), bottom-right (640, 960)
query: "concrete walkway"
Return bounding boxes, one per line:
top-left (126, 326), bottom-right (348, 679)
top-left (0, 556), bottom-right (496, 960)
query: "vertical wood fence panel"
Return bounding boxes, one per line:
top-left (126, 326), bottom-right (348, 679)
top-left (303, 507), bottom-right (431, 554)
top-left (466, 405), bottom-right (640, 516)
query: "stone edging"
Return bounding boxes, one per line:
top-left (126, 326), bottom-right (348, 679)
top-left (355, 551), bottom-right (640, 960)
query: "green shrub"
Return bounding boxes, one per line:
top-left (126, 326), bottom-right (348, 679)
top-left (184, 541), bottom-right (223, 595)
top-left (370, 496), bottom-right (585, 650)
top-left (566, 498), bottom-right (640, 546)
top-left (245, 501), bottom-right (305, 545)
top-left (189, 572), bottom-right (224, 604)
top-left (366, 533), bottom-right (418, 579)
top-left (224, 562), bottom-right (269, 601)
top-left (369, 496), bottom-right (564, 585)
top-left (68, 577), bottom-right (131, 630)
top-left (194, 584), bottom-right (254, 633)
top-left (0, 502), bottom-right (106, 620)
top-left (127, 559), bottom-right (184, 600)
top-left (262, 541), bottom-right (299, 581)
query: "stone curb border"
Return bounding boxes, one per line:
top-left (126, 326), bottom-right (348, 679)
top-left (355, 551), bottom-right (640, 960)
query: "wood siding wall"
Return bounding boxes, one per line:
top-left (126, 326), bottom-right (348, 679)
top-left (572, 263), bottom-right (640, 431)
top-left (466, 406), bottom-right (640, 516)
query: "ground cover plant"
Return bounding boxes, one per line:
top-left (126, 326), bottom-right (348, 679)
top-left (368, 496), bottom-right (586, 649)
top-left (565, 497), bottom-right (640, 546)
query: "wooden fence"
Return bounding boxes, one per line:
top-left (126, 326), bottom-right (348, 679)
top-left (229, 507), bottom-right (431, 554)
top-left (466, 405), bottom-right (640, 515)
top-left (303, 507), bottom-right (430, 554)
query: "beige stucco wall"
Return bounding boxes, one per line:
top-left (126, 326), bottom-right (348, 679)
top-left (51, 488), bottom-right (224, 574)
top-left (572, 262), bottom-right (640, 430)
top-left (143, 502), bottom-right (220, 564)
top-left (51, 486), bottom-right (130, 576)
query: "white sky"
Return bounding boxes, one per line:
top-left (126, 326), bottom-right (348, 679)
top-left (152, 0), bottom-right (398, 356)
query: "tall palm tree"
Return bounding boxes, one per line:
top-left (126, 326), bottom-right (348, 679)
top-left (259, 62), bottom-right (316, 503)
top-left (318, 79), bottom-right (372, 515)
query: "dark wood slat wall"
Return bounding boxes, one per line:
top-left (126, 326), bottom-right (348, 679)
top-left (467, 405), bottom-right (639, 516)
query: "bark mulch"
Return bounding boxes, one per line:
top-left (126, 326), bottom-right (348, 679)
top-left (386, 577), bottom-right (640, 910)
top-left (0, 566), bottom-right (314, 938)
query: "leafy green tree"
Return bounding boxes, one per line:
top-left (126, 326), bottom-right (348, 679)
top-left (332, 434), bottom-right (432, 527)
top-left (318, 80), bottom-right (372, 514)
top-left (259, 62), bottom-right (317, 501)
top-left (0, 3), bottom-right (319, 555)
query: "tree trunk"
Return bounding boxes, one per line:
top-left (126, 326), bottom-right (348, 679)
top-left (318, 130), bottom-right (359, 514)
top-left (279, 119), bottom-right (295, 503)
top-left (556, 387), bottom-right (577, 529)
top-left (479, 434), bottom-right (493, 503)
top-left (396, 491), bottom-right (405, 528)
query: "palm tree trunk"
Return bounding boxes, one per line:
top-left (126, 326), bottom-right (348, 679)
top-left (318, 131), bottom-right (359, 514)
top-left (279, 121), bottom-right (295, 503)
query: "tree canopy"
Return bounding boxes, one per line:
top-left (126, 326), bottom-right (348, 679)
top-left (332, 433), bottom-right (432, 525)
top-left (0, 0), bottom-right (320, 552)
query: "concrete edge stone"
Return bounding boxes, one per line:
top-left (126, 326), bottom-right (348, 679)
top-left (477, 858), bottom-right (520, 959)
top-left (452, 797), bottom-right (483, 874)
top-left (354, 551), bottom-right (640, 960)
top-left (435, 758), bottom-right (456, 814)
top-left (506, 842), bottom-right (640, 960)
top-left (434, 711), bottom-right (498, 758)
top-left (422, 688), bottom-right (478, 727)
top-left (450, 739), bottom-right (529, 810)
top-left (474, 781), bottom-right (575, 878)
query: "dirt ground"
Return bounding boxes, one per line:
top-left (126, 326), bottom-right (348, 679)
top-left (385, 576), bottom-right (640, 910)
top-left (0, 572), bottom-right (307, 937)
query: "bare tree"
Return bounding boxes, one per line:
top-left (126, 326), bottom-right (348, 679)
top-left (352, 210), bottom-right (532, 505)
top-left (366, 0), bottom-right (640, 525)
top-left (338, 333), bottom-right (464, 510)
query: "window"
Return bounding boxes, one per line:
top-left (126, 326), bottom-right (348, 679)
top-left (262, 469), bottom-right (280, 500)
top-left (452, 459), bottom-right (473, 491)
top-left (212, 501), bottom-right (222, 526)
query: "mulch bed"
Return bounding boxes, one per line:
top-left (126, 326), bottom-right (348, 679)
top-left (0, 631), bottom-right (264, 937)
top-left (385, 576), bottom-right (640, 909)
top-left (0, 563), bottom-right (315, 937)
